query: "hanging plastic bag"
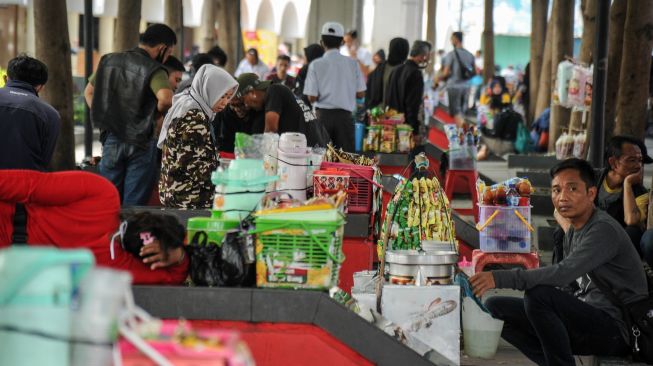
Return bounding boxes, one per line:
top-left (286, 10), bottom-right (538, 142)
top-left (553, 60), bottom-right (574, 107)
top-left (187, 221), bottom-right (255, 287)
top-left (555, 131), bottom-right (575, 160)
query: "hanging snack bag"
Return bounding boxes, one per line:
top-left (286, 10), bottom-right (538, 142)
top-left (555, 131), bottom-right (575, 160)
top-left (572, 131), bottom-right (587, 159)
top-left (567, 65), bottom-right (587, 108)
top-left (554, 60), bottom-right (574, 107)
top-left (364, 125), bottom-right (382, 152)
top-left (396, 124), bottom-right (413, 153)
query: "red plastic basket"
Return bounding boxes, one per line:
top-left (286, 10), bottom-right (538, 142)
top-left (320, 162), bottom-right (376, 213)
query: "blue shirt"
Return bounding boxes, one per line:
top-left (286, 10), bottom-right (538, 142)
top-left (0, 80), bottom-right (60, 171)
top-left (303, 49), bottom-right (366, 112)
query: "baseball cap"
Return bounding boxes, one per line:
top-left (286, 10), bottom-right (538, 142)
top-left (236, 73), bottom-right (271, 96)
top-left (321, 22), bottom-right (344, 37)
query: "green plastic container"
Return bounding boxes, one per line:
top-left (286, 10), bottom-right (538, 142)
top-left (252, 219), bottom-right (345, 290)
top-left (211, 159), bottom-right (278, 220)
top-left (187, 217), bottom-right (241, 245)
top-left (0, 247), bottom-right (95, 366)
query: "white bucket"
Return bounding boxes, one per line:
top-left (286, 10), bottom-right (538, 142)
top-left (462, 297), bottom-right (504, 359)
top-left (276, 148), bottom-right (309, 201)
top-left (71, 268), bottom-right (133, 366)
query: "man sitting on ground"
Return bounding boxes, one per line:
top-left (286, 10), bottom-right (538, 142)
top-left (471, 158), bottom-right (647, 365)
top-left (596, 135), bottom-right (652, 254)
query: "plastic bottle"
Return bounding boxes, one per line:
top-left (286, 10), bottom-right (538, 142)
top-left (507, 183), bottom-right (520, 206)
top-left (494, 185), bottom-right (507, 206)
top-left (465, 130), bottom-right (474, 147)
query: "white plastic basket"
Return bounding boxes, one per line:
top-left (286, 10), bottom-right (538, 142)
top-left (476, 205), bottom-right (533, 253)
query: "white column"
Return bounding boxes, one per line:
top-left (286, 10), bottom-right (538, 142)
top-left (99, 16), bottom-right (115, 55)
top-left (26, 0), bottom-right (35, 56)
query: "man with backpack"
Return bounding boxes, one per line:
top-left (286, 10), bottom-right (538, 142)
top-left (440, 31), bottom-right (475, 128)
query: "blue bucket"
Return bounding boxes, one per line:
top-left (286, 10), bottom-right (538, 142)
top-left (355, 123), bottom-right (365, 152)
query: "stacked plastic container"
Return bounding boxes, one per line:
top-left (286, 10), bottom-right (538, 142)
top-left (476, 178), bottom-right (533, 253)
top-left (276, 133), bottom-right (310, 201)
top-left (444, 125), bottom-right (479, 171)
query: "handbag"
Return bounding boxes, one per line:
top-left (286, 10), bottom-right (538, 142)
top-left (453, 49), bottom-right (475, 81)
top-left (187, 221), bottom-right (255, 287)
top-left (590, 271), bottom-right (653, 362)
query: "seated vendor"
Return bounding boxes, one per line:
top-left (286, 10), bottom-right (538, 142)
top-left (598, 135), bottom-right (652, 256)
top-left (0, 170), bottom-right (188, 285)
top-left (477, 76), bottom-right (519, 160)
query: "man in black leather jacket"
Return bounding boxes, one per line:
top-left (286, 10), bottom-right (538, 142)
top-left (84, 24), bottom-right (175, 206)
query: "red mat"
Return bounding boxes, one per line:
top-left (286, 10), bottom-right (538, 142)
top-left (189, 321), bottom-right (373, 366)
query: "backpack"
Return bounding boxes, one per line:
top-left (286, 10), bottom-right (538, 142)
top-left (454, 49), bottom-right (475, 80)
top-left (514, 121), bottom-right (535, 154)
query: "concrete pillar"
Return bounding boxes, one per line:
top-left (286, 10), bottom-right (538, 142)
top-left (26, 0), bottom-right (35, 56)
top-left (99, 16), bottom-right (115, 56)
top-left (68, 12), bottom-right (79, 75)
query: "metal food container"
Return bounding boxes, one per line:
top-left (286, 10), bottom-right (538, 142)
top-left (385, 250), bottom-right (458, 285)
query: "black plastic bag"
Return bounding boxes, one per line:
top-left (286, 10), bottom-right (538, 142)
top-left (188, 227), bottom-right (255, 287)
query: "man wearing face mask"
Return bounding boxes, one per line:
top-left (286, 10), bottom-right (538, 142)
top-left (84, 24), bottom-right (175, 206)
top-left (385, 40), bottom-right (432, 147)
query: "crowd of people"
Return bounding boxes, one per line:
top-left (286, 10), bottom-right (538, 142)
top-left (3, 20), bottom-right (653, 365)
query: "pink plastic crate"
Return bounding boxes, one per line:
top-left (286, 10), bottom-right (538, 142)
top-left (320, 161), bottom-right (375, 213)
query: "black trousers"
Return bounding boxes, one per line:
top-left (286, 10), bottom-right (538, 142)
top-left (486, 285), bottom-right (629, 366)
top-left (316, 108), bottom-right (354, 152)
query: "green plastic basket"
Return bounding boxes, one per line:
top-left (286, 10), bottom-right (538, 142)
top-left (252, 219), bottom-right (345, 290)
top-left (187, 217), bottom-right (241, 246)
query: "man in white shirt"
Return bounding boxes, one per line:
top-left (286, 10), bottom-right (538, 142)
top-left (340, 30), bottom-right (372, 78)
top-left (304, 22), bottom-right (366, 152)
top-left (235, 48), bottom-right (269, 79)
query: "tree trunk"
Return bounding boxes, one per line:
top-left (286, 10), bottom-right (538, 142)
top-left (200, 0), bottom-right (216, 52)
top-left (534, 1), bottom-right (555, 121)
top-left (604, 0), bottom-right (627, 141)
top-left (164, 0), bottom-right (183, 59)
top-left (568, 0), bottom-right (597, 135)
top-left (548, 0), bottom-right (575, 152)
top-left (615, 0), bottom-right (653, 139)
top-left (114, 0), bottom-right (141, 52)
top-left (34, 0), bottom-right (75, 170)
top-left (529, 0), bottom-right (549, 124)
top-left (426, 0), bottom-right (437, 76)
top-left (216, 0), bottom-right (240, 74)
top-left (482, 0), bottom-right (494, 84)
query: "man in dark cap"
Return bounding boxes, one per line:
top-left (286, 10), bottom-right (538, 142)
top-left (84, 23), bottom-right (176, 206)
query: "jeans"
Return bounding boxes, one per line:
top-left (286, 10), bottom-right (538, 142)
top-left (486, 286), bottom-right (629, 366)
top-left (100, 133), bottom-right (158, 206)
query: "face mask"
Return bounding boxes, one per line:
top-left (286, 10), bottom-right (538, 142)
top-left (417, 56), bottom-right (429, 69)
top-left (156, 46), bottom-right (168, 63)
